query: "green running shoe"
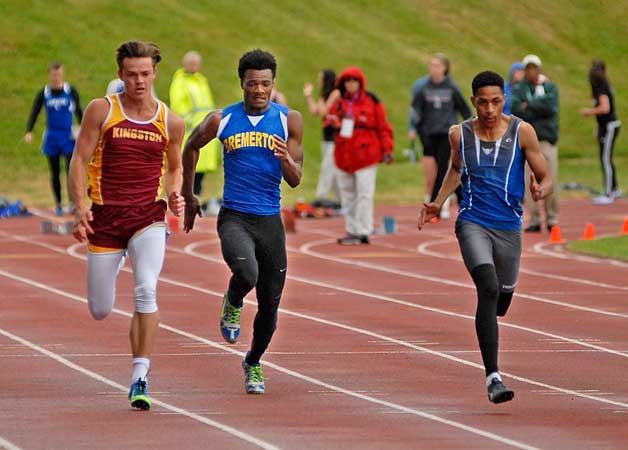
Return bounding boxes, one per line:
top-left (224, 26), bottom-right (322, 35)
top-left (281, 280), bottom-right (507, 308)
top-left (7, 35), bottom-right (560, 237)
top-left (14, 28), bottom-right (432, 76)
top-left (128, 378), bottom-right (152, 410)
top-left (220, 293), bottom-right (242, 343)
top-left (242, 359), bottom-right (265, 394)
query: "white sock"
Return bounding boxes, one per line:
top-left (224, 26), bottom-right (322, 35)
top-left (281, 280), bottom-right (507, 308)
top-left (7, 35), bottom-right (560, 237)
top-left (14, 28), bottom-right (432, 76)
top-left (424, 193), bottom-right (431, 203)
top-left (132, 357), bottom-right (150, 383)
top-left (486, 371), bottom-right (502, 388)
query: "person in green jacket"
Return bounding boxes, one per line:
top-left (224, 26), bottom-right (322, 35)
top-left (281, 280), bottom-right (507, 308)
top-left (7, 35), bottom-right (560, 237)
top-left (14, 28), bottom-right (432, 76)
top-left (169, 51), bottom-right (221, 203)
top-left (511, 54), bottom-right (560, 232)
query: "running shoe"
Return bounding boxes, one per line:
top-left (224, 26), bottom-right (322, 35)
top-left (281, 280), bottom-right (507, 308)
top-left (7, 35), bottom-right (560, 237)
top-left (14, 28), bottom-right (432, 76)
top-left (242, 358), bottom-right (265, 394)
top-left (592, 195), bottom-right (614, 205)
top-left (54, 205), bottom-right (64, 217)
top-left (128, 378), bottom-right (152, 410)
top-left (220, 293), bottom-right (241, 343)
top-left (487, 378), bottom-right (514, 404)
top-left (337, 234), bottom-right (362, 245)
top-left (611, 188), bottom-right (622, 199)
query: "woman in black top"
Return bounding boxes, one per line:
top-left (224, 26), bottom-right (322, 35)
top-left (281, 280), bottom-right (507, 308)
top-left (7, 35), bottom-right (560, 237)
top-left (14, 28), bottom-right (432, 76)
top-left (581, 59), bottom-right (621, 204)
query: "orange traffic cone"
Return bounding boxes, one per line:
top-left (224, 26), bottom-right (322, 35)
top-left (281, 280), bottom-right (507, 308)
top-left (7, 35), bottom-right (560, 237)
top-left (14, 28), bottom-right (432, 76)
top-left (582, 223), bottom-right (596, 240)
top-left (622, 217), bottom-right (628, 235)
top-left (167, 214), bottom-right (180, 234)
top-left (549, 225), bottom-right (564, 243)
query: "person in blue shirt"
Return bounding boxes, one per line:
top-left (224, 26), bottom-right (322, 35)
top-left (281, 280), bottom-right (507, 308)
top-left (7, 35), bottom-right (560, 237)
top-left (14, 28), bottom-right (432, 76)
top-left (181, 49), bottom-right (304, 395)
top-left (503, 62), bottom-right (524, 115)
top-left (418, 71), bottom-right (552, 404)
top-left (25, 61), bottom-right (83, 215)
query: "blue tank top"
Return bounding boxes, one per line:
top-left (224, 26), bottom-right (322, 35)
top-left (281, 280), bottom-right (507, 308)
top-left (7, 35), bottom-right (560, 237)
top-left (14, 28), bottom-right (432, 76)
top-left (457, 116), bottom-right (525, 231)
top-left (44, 82), bottom-right (75, 132)
top-left (217, 101), bottom-right (288, 215)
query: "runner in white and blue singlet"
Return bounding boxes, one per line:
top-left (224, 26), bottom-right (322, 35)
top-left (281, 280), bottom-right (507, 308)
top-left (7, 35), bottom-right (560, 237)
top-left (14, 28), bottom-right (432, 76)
top-left (418, 71), bottom-right (552, 404)
top-left (181, 49), bottom-right (304, 395)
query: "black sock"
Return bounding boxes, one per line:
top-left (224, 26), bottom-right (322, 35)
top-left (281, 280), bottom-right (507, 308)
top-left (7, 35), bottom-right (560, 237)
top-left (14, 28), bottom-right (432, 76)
top-left (470, 264), bottom-right (500, 376)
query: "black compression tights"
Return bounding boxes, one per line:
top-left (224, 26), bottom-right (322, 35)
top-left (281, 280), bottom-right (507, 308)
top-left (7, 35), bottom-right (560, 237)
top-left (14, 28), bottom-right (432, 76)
top-left (470, 264), bottom-right (500, 376)
top-left (47, 155), bottom-right (71, 205)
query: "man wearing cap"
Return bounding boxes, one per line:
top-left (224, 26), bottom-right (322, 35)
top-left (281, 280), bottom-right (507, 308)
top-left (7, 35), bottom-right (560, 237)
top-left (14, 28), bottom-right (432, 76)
top-left (511, 55), bottom-right (560, 232)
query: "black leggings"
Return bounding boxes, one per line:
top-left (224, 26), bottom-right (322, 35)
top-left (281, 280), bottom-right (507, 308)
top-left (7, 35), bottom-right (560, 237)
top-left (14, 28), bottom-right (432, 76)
top-left (217, 207), bottom-right (287, 365)
top-left (598, 124), bottom-right (620, 196)
top-left (428, 134), bottom-right (462, 204)
top-left (47, 154), bottom-right (71, 205)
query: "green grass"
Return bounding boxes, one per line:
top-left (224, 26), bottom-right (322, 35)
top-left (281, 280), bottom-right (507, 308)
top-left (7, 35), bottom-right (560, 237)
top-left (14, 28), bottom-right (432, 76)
top-left (568, 235), bottom-right (628, 261)
top-left (1, 0), bottom-right (627, 208)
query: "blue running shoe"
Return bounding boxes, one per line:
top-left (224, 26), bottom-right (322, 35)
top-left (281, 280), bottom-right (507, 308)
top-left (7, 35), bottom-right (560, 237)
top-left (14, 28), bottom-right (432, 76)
top-left (487, 378), bottom-right (514, 404)
top-left (242, 359), bottom-right (265, 394)
top-left (220, 293), bottom-right (241, 344)
top-left (128, 378), bottom-right (152, 410)
top-left (54, 205), bottom-right (63, 217)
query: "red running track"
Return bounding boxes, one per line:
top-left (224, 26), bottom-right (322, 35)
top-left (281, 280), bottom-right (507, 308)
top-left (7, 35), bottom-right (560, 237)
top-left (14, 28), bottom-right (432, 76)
top-left (0, 199), bottom-right (627, 449)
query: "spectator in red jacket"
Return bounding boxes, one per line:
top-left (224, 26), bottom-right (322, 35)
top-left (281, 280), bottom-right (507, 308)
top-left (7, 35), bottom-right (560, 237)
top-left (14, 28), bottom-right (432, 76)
top-left (328, 67), bottom-right (394, 245)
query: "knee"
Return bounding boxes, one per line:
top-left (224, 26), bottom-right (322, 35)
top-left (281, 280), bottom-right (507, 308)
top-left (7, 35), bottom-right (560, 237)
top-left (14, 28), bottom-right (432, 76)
top-left (233, 260), bottom-right (258, 291)
top-left (88, 299), bottom-right (113, 320)
top-left (470, 264), bottom-right (499, 300)
top-left (134, 284), bottom-right (158, 314)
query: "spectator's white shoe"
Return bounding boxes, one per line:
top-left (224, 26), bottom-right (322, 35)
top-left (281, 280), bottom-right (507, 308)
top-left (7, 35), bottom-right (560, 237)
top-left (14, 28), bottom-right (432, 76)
top-left (592, 195), bottom-right (614, 205)
top-left (611, 189), bottom-right (622, 199)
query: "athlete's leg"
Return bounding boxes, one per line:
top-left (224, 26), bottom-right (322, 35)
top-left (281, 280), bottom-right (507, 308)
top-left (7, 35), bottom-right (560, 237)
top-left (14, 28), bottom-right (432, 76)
top-left (420, 135), bottom-right (437, 202)
top-left (354, 164), bottom-right (377, 237)
top-left (217, 209), bottom-right (258, 307)
top-left (193, 172), bottom-right (205, 196)
top-left (335, 168), bottom-right (359, 235)
top-left (245, 214), bottom-right (287, 365)
top-left (491, 228), bottom-right (522, 317)
top-left (87, 248), bottom-right (126, 320)
top-left (456, 221), bottom-right (499, 376)
top-left (429, 134), bottom-right (451, 203)
top-left (46, 155), bottom-right (62, 207)
top-left (126, 224), bottom-right (166, 373)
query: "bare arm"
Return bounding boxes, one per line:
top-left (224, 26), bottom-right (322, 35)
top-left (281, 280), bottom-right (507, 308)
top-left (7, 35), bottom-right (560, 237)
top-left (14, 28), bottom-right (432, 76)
top-left (520, 122), bottom-right (553, 200)
top-left (165, 110), bottom-right (185, 216)
top-left (68, 98), bottom-right (109, 241)
top-left (580, 94), bottom-right (610, 117)
top-left (273, 110), bottom-right (304, 188)
top-left (181, 110), bottom-right (222, 232)
top-left (417, 125), bottom-right (462, 229)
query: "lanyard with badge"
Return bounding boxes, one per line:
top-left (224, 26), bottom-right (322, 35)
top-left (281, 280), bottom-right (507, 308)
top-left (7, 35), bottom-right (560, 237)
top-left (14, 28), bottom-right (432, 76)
top-left (339, 99), bottom-right (355, 138)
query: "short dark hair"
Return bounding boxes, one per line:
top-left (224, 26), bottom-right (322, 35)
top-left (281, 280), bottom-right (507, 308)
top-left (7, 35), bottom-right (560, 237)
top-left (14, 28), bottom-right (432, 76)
top-left (589, 59), bottom-right (609, 92)
top-left (238, 49), bottom-right (277, 80)
top-left (116, 40), bottom-right (161, 70)
top-left (48, 61), bottom-right (63, 71)
top-left (472, 71), bottom-right (504, 95)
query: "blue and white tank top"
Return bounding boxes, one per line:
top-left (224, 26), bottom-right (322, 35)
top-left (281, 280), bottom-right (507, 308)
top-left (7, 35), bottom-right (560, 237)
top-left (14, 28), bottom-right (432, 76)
top-left (457, 116), bottom-right (525, 231)
top-left (217, 101), bottom-right (289, 215)
top-left (44, 82), bottom-right (75, 132)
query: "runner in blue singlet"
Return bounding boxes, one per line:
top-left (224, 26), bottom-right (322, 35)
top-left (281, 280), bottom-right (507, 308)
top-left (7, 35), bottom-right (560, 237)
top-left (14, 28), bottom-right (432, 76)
top-left (181, 49), bottom-right (304, 395)
top-left (418, 71), bottom-right (553, 404)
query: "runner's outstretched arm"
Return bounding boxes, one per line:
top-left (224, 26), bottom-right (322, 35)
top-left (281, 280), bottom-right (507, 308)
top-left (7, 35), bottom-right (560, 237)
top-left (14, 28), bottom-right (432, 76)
top-left (418, 125), bottom-right (462, 229)
top-left (520, 122), bottom-right (553, 201)
top-left (181, 110), bottom-right (222, 232)
top-left (68, 98), bottom-right (108, 241)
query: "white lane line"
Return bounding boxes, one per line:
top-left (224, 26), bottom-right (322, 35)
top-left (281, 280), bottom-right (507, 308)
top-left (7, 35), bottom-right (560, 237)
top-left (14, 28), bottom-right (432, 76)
top-left (0, 326), bottom-right (280, 450)
top-left (0, 269), bottom-right (538, 450)
top-left (0, 436), bottom-right (23, 450)
top-left (296, 239), bottom-right (628, 344)
top-left (414, 237), bottom-right (628, 292)
top-left (533, 241), bottom-right (628, 268)
top-left (6, 235), bottom-right (628, 409)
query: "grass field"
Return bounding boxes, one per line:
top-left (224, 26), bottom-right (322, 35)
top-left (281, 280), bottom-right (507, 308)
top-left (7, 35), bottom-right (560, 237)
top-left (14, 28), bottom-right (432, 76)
top-left (568, 234), bottom-right (628, 261)
top-left (1, 0), bottom-right (627, 208)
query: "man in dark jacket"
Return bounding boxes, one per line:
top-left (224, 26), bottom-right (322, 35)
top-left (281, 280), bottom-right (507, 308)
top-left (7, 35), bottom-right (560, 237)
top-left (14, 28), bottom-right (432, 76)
top-left (511, 54), bottom-right (560, 232)
top-left (329, 66), bottom-right (394, 245)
